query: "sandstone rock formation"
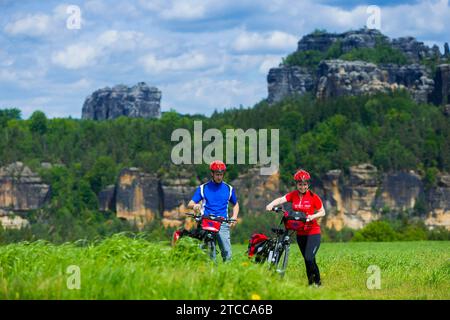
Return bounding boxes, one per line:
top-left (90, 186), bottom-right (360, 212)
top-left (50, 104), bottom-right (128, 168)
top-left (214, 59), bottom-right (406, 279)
top-left (0, 162), bottom-right (50, 229)
top-left (82, 82), bottom-right (161, 120)
top-left (99, 164), bottom-right (449, 231)
top-left (430, 64), bottom-right (450, 106)
top-left (321, 164), bottom-right (449, 230)
top-left (0, 162), bottom-right (50, 211)
top-left (267, 66), bottom-right (315, 103)
top-left (0, 209), bottom-right (29, 229)
top-left (160, 176), bottom-right (197, 228)
top-left (230, 168), bottom-right (281, 215)
top-left (297, 28), bottom-right (388, 54)
top-left (114, 168), bottom-right (160, 229)
top-left (268, 28), bottom-right (449, 105)
top-left (98, 168), bottom-right (199, 230)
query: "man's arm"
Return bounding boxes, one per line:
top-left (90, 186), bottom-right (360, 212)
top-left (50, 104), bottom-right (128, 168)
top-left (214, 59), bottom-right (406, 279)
top-left (230, 202), bottom-right (239, 226)
top-left (187, 200), bottom-right (201, 214)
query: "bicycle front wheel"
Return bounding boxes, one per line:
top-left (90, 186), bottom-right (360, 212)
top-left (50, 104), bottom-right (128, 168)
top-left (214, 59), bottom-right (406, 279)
top-left (206, 240), bottom-right (216, 260)
top-left (275, 244), bottom-right (289, 277)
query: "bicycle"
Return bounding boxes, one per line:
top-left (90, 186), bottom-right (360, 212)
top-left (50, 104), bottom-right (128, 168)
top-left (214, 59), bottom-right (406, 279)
top-left (172, 212), bottom-right (236, 259)
top-left (265, 206), bottom-right (307, 277)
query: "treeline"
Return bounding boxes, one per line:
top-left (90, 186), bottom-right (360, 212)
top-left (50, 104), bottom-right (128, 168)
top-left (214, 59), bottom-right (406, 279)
top-left (282, 37), bottom-right (409, 68)
top-left (0, 90), bottom-right (450, 243)
top-left (281, 31), bottom-right (450, 71)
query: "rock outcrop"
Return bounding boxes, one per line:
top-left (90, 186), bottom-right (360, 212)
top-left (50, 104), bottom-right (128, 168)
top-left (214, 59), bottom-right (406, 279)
top-left (82, 82), bottom-right (161, 120)
top-left (297, 28), bottom-right (388, 54)
top-left (0, 162), bottom-right (50, 229)
top-left (267, 66), bottom-right (315, 103)
top-left (0, 162), bottom-right (50, 211)
top-left (293, 59), bottom-right (435, 104)
top-left (0, 209), bottom-right (29, 229)
top-left (98, 168), bottom-right (199, 230)
top-left (430, 64), bottom-right (450, 106)
top-left (268, 28), bottom-right (449, 105)
top-left (114, 168), bottom-right (160, 229)
top-left (426, 174), bottom-right (450, 230)
top-left (321, 164), bottom-right (449, 230)
top-left (391, 36), bottom-right (441, 62)
top-left (98, 164), bottom-right (449, 231)
top-left (230, 168), bottom-right (281, 215)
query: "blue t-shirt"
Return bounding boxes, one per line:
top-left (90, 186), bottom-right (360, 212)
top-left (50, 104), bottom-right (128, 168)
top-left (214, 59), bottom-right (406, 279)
top-left (191, 180), bottom-right (238, 218)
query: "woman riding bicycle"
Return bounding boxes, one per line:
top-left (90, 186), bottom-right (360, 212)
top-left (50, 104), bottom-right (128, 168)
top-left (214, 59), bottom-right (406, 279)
top-left (266, 169), bottom-right (325, 286)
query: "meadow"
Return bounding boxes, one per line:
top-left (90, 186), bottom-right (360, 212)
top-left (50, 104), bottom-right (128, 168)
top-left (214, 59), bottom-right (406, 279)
top-left (0, 234), bottom-right (448, 300)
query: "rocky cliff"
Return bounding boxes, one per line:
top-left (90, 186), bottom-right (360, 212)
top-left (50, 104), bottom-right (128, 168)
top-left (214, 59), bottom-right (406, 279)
top-left (82, 82), bottom-right (161, 120)
top-left (99, 168), bottom-right (199, 229)
top-left (98, 165), bottom-right (449, 231)
top-left (319, 164), bottom-right (450, 230)
top-left (1, 161), bottom-right (446, 231)
top-left (0, 162), bottom-right (50, 229)
top-left (268, 28), bottom-right (449, 105)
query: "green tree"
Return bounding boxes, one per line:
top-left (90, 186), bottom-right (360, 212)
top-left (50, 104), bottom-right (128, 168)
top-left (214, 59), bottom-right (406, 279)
top-left (29, 111), bottom-right (48, 135)
top-left (86, 156), bottom-right (118, 194)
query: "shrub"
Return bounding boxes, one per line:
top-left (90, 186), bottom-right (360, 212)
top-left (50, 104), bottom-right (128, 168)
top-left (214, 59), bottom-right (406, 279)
top-left (352, 221), bottom-right (398, 242)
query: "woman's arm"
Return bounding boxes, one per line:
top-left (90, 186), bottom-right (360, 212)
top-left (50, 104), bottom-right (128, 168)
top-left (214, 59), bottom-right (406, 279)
top-left (307, 206), bottom-right (326, 221)
top-left (266, 196), bottom-right (288, 211)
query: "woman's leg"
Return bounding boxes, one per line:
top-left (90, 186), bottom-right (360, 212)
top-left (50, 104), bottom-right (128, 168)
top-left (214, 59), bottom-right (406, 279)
top-left (297, 234), bottom-right (321, 285)
top-left (296, 235), bottom-right (311, 283)
top-left (304, 234), bottom-right (321, 285)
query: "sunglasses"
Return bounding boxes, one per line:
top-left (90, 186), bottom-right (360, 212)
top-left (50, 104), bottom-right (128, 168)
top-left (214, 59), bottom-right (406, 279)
top-left (296, 181), bottom-right (309, 186)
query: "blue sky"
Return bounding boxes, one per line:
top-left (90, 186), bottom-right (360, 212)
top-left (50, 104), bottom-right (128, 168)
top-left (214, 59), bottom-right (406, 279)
top-left (0, 0), bottom-right (449, 119)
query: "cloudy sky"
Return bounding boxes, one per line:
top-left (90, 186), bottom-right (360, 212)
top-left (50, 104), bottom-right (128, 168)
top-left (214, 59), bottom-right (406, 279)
top-left (1, 0), bottom-right (449, 118)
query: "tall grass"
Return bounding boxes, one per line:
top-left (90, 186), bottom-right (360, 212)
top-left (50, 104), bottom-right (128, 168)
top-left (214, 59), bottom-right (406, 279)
top-left (0, 235), bottom-right (448, 300)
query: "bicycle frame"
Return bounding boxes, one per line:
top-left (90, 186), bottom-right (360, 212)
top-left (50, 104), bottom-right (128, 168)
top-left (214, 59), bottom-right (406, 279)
top-left (173, 213), bottom-right (236, 260)
top-left (266, 207), bottom-right (302, 277)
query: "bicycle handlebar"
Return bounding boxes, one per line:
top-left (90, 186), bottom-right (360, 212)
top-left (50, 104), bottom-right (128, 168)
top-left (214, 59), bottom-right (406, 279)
top-left (185, 212), bottom-right (237, 223)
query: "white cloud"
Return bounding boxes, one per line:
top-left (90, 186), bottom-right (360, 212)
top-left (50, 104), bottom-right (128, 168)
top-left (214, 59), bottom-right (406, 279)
top-left (233, 31), bottom-right (298, 53)
top-left (97, 30), bottom-right (157, 51)
top-left (259, 56), bottom-right (282, 74)
top-left (52, 44), bottom-right (100, 69)
top-left (380, 0), bottom-right (450, 37)
top-left (0, 50), bottom-right (14, 67)
top-left (138, 0), bottom-right (212, 20)
top-left (51, 30), bottom-right (158, 69)
top-left (4, 4), bottom-right (79, 37)
top-left (140, 51), bottom-right (215, 73)
top-left (4, 14), bottom-right (52, 36)
top-left (161, 77), bottom-right (265, 114)
top-left (161, 0), bottom-right (207, 20)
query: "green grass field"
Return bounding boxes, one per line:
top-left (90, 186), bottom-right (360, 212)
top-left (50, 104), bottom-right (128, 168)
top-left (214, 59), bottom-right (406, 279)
top-left (0, 235), bottom-right (448, 300)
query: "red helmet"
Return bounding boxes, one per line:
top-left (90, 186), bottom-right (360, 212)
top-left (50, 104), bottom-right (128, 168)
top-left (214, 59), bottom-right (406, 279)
top-left (210, 160), bottom-right (226, 172)
top-left (294, 169), bottom-right (311, 181)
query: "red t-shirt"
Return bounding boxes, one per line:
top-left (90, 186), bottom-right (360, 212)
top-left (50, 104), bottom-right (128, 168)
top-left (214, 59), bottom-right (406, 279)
top-left (284, 190), bottom-right (323, 235)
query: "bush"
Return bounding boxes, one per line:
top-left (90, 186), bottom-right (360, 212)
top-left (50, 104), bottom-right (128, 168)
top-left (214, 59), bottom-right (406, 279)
top-left (427, 226), bottom-right (450, 240)
top-left (352, 221), bottom-right (398, 242)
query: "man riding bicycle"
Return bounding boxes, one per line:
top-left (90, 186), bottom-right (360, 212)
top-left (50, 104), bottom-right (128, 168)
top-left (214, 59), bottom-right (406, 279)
top-left (266, 169), bottom-right (326, 286)
top-left (187, 160), bottom-right (239, 262)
